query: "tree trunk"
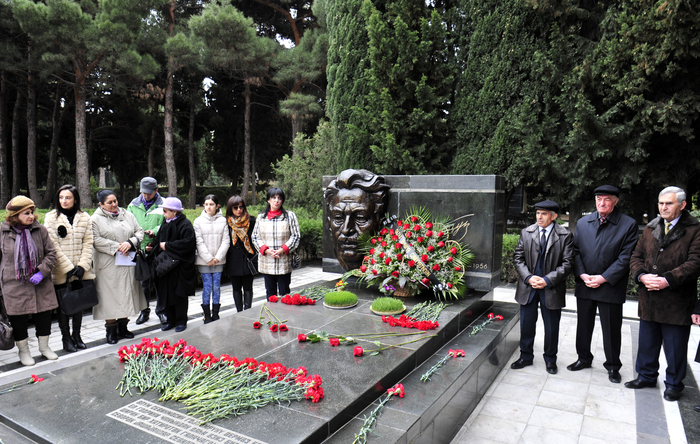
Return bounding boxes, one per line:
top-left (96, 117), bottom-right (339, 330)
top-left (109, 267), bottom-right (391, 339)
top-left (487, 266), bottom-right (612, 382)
top-left (251, 140), bottom-right (257, 205)
top-left (26, 61), bottom-right (40, 202)
top-left (148, 125), bottom-right (157, 178)
top-left (162, 0), bottom-right (177, 197)
top-left (11, 88), bottom-right (22, 197)
top-left (75, 83), bottom-right (92, 207)
top-left (42, 84), bottom-right (68, 208)
top-left (241, 81), bottom-right (252, 200)
top-left (569, 200), bottom-right (585, 235)
top-left (187, 103), bottom-right (196, 209)
top-left (0, 71), bottom-right (9, 206)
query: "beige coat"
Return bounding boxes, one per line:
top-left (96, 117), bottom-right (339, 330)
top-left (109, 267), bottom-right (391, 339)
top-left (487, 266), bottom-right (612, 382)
top-left (0, 221), bottom-right (58, 316)
top-left (91, 207), bottom-right (146, 320)
top-left (44, 209), bottom-right (96, 285)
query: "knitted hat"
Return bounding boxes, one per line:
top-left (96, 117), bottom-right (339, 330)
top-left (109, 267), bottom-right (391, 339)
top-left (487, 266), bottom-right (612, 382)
top-left (6, 195), bottom-right (35, 217)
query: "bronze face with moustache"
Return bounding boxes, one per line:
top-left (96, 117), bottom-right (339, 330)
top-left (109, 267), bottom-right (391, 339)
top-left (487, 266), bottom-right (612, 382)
top-left (325, 169), bottom-right (390, 271)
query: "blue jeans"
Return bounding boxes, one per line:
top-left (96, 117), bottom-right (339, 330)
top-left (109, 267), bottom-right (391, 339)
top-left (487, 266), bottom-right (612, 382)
top-left (201, 272), bottom-right (221, 305)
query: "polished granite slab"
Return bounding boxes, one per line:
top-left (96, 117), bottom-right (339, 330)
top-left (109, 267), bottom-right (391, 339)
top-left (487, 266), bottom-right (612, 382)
top-left (0, 283), bottom-right (515, 444)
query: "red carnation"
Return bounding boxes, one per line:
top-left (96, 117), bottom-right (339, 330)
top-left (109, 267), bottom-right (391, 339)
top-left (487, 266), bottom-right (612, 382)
top-left (408, 260), bottom-right (415, 268)
top-left (379, 252), bottom-right (385, 259)
top-left (354, 346), bottom-right (364, 356)
top-left (397, 220), bottom-right (403, 226)
top-left (270, 324), bottom-right (279, 332)
top-left (447, 283), bottom-right (453, 289)
top-left (360, 265), bottom-right (367, 272)
top-left (371, 259), bottom-right (376, 265)
top-left (371, 238), bottom-right (377, 245)
top-left (414, 225), bottom-right (421, 231)
top-left (437, 241), bottom-right (445, 248)
top-left (396, 253), bottom-right (403, 261)
top-left (298, 334), bottom-right (307, 342)
top-left (369, 248), bottom-right (375, 255)
top-left (450, 247), bottom-right (458, 255)
top-left (427, 245), bottom-right (435, 252)
top-left (417, 236), bottom-right (424, 243)
top-left (253, 322), bottom-right (261, 329)
top-left (437, 231), bottom-right (445, 237)
top-left (381, 241), bottom-right (387, 247)
top-left (455, 266), bottom-right (462, 271)
top-left (405, 231), bottom-right (412, 238)
top-left (330, 338), bottom-right (340, 346)
top-left (394, 243), bottom-right (402, 250)
top-left (426, 230), bottom-right (433, 237)
top-left (380, 228), bottom-right (388, 235)
top-left (422, 278), bottom-right (430, 285)
top-left (279, 324), bottom-right (289, 332)
top-left (421, 254), bottom-right (429, 263)
top-left (372, 269), bottom-right (378, 275)
top-left (432, 264), bottom-right (440, 271)
top-left (392, 271), bottom-right (400, 278)
top-left (403, 223), bottom-right (410, 230)
top-left (392, 235), bottom-right (398, 241)
top-left (269, 295), bottom-right (279, 303)
top-left (389, 229), bottom-right (395, 235)
top-left (385, 258), bottom-right (391, 265)
top-left (426, 222), bottom-right (433, 229)
top-left (411, 216), bottom-right (418, 222)
top-left (447, 256), bottom-right (453, 263)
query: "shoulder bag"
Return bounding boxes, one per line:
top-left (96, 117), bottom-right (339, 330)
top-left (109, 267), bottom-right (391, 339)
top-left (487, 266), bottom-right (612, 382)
top-left (154, 251), bottom-right (180, 277)
top-left (132, 245), bottom-right (151, 281)
top-left (246, 252), bottom-right (259, 275)
top-left (0, 293), bottom-right (14, 351)
top-left (56, 279), bottom-right (99, 316)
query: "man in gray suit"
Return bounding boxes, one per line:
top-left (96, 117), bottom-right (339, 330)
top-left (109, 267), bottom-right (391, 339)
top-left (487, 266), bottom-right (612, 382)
top-left (511, 200), bottom-right (574, 374)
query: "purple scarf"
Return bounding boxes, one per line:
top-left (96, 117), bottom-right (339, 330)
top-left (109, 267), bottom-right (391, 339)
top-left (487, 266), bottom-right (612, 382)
top-left (142, 193), bottom-right (159, 211)
top-left (12, 225), bottom-right (38, 284)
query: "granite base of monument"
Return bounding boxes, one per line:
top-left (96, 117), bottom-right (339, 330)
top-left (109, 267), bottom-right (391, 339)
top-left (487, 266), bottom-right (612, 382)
top-left (0, 282), bottom-right (518, 444)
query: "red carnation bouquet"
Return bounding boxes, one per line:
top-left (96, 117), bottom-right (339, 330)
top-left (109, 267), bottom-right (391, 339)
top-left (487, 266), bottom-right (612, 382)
top-left (345, 208), bottom-right (473, 299)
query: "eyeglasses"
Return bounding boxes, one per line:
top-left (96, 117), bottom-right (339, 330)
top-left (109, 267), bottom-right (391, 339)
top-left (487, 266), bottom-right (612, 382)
top-left (232, 205), bottom-right (244, 210)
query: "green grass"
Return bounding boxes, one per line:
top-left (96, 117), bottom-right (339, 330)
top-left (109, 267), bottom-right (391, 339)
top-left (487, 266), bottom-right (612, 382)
top-left (370, 297), bottom-right (405, 312)
top-left (324, 291), bottom-right (358, 307)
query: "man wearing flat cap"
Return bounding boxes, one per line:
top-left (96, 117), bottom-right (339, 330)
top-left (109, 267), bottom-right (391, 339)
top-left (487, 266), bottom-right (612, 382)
top-left (626, 186), bottom-right (700, 402)
top-left (568, 185), bottom-right (637, 383)
top-left (511, 200), bottom-right (574, 374)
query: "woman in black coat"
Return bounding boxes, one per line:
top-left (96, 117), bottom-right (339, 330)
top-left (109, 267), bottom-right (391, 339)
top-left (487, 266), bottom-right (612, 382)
top-left (225, 196), bottom-right (256, 311)
top-left (149, 197), bottom-right (196, 332)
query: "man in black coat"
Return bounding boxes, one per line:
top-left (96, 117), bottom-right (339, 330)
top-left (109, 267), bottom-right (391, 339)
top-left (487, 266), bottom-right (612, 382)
top-left (627, 186), bottom-right (700, 401)
top-left (568, 185), bottom-right (638, 384)
top-left (511, 200), bottom-right (574, 374)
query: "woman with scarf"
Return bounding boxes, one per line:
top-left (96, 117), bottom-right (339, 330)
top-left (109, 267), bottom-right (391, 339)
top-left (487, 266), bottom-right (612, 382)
top-left (44, 184), bottom-right (95, 352)
top-left (252, 188), bottom-right (300, 300)
top-left (91, 190), bottom-right (146, 344)
top-left (225, 196), bottom-right (256, 311)
top-left (149, 197), bottom-right (196, 332)
top-left (0, 196), bottom-right (58, 366)
top-left (194, 194), bottom-right (229, 322)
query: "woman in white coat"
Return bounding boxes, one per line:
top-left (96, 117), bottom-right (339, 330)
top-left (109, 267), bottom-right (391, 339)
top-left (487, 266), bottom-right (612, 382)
top-left (194, 194), bottom-right (229, 323)
top-left (91, 190), bottom-right (146, 344)
top-left (44, 184), bottom-right (95, 352)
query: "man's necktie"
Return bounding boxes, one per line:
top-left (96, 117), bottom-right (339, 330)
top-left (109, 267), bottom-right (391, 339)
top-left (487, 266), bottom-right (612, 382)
top-left (599, 216), bottom-right (606, 225)
top-left (665, 221), bottom-right (671, 235)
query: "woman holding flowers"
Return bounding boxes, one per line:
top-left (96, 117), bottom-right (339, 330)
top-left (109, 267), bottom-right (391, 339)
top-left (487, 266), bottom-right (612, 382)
top-left (194, 194), bottom-right (228, 323)
top-left (225, 196), bottom-right (256, 312)
top-left (1, 196), bottom-right (58, 366)
top-left (252, 188), bottom-right (300, 300)
top-left (149, 197), bottom-right (196, 332)
top-left (44, 184), bottom-right (95, 352)
top-left (91, 190), bottom-right (146, 344)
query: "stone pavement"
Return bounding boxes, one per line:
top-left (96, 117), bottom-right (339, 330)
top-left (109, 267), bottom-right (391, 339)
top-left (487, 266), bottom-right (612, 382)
top-left (451, 286), bottom-right (700, 444)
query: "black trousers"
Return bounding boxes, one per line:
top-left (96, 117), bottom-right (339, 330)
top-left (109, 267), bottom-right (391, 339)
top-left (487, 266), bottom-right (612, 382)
top-left (231, 275), bottom-right (254, 292)
top-left (9, 311), bottom-right (52, 341)
top-left (163, 298), bottom-right (189, 327)
top-left (263, 273), bottom-right (291, 300)
top-left (575, 298), bottom-right (623, 371)
top-left (519, 291), bottom-right (561, 363)
top-left (142, 279), bottom-right (163, 315)
top-left (636, 319), bottom-right (691, 392)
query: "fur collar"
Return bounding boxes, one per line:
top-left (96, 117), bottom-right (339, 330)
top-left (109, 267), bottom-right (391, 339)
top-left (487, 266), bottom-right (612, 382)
top-left (648, 210), bottom-right (699, 247)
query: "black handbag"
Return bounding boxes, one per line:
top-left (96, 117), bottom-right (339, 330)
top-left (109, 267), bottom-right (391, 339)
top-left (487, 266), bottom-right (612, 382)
top-left (56, 279), bottom-right (98, 316)
top-left (132, 246), bottom-right (151, 281)
top-left (154, 251), bottom-right (180, 277)
top-left (245, 252), bottom-right (259, 275)
top-left (0, 294), bottom-right (14, 351)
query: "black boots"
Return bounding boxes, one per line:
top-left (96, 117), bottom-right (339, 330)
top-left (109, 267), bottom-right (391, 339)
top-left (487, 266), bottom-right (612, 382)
top-left (233, 291), bottom-right (244, 312)
top-left (202, 304), bottom-right (212, 324)
top-left (117, 319), bottom-right (134, 339)
top-left (106, 323), bottom-right (118, 344)
top-left (58, 311), bottom-right (77, 352)
top-left (243, 291), bottom-right (253, 310)
top-left (72, 313), bottom-right (86, 349)
top-left (212, 304), bottom-right (221, 321)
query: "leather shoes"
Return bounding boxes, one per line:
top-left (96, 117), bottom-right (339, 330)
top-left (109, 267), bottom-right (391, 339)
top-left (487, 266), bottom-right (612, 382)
top-left (175, 324), bottom-right (187, 333)
top-left (546, 362), bottom-right (557, 374)
top-left (608, 370), bottom-right (621, 383)
top-left (161, 323), bottom-right (174, 331)
top-left (510, 358), bottom-right (533, 370)
top-left (566, 360), bottom-right (592, 371)
top-left (664, 388), bottom-right (681, 402)
top-left (158, 313), bottom-right (168, 324)
top-left (135, 310), bottom-right (149, 325)
top-left (693, 405), bottom-right (700, 412)
top-left (624, 378), bottom-right (657, 389)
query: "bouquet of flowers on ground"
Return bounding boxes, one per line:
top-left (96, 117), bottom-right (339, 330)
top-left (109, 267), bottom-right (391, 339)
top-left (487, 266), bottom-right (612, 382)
top-left (345, 208), bottom-right (473, 299)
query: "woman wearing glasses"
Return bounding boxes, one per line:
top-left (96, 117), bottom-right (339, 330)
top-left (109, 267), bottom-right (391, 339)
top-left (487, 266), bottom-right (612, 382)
top-left (225, 196), bottom-right (257, 311)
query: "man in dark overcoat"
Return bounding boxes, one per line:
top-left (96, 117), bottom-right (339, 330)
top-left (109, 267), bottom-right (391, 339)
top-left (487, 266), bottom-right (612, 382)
top-left (568, 185), bottom-right (638, 384)
top-left (511, 200), bottom-right (574, 374)
top-left (626, 186), bottom-right (700, 401)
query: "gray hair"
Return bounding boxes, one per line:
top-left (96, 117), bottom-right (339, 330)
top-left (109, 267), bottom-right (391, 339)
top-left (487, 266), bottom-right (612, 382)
top-left (659, 186), bottom-right (686, 203)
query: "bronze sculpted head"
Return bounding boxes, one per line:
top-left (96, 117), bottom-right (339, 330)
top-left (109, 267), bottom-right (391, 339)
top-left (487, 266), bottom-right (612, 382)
top-left (325, 169), bottom-right (390, 271)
